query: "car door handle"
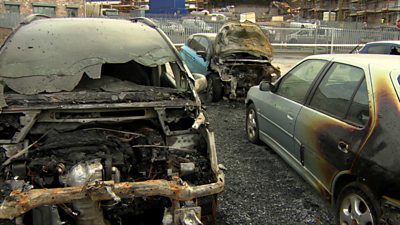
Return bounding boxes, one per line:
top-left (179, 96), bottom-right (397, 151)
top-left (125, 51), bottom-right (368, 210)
top-left (338, 141), bottom-right (349, 153)
top-left (286, 113), bottom-right (294, 121)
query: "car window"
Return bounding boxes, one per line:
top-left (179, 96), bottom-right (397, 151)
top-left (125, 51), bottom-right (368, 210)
top-left (198, 37), bottom-right (209, 52)
top-left (346, 79), bottom-right (369, 126)
top-left (309, 63), bottom-right (365, 119)
top-left (276, 59), bottom-right (327, 103)
top-left (366, 45), bottom-right (387, 54)
top-left (188, 36), bottom-right (205, 52)
top-left (298, 30), bottom-right (309, 35)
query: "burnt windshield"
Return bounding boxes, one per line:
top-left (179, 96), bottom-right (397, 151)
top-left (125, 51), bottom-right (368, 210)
top-left (0, 18), bottom-right (180, 95)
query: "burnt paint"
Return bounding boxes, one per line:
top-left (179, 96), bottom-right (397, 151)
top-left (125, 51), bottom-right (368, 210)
top-left (352, 70), bottom-right (400, 199)
top-left (294, 108), bottom-right (369, 192)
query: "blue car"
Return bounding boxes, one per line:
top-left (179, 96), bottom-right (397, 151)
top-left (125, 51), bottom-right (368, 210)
top-left (180, 33), bottom-right (217, 77)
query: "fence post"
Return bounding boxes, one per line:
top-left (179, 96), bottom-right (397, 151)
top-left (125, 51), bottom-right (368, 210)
top-left (313, 26), bottom-right (318, 54)
top-left (330, 30), bottom-right (335, 54)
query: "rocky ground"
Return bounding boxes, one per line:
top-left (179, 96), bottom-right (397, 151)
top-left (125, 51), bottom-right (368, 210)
top-left (206, 101), bottom-right (335, 225)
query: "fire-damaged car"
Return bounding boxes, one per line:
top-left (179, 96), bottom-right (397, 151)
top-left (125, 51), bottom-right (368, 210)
top-left (0, 16), bottom-right (224, 225)
top-left (179, 21), bottom-right (280, 102)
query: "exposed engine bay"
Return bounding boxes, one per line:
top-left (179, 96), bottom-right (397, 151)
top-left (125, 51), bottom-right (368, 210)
top-left (0, 59), bottom-right (223, 225)
top-left (213, 53), bottom-right (281, 99)
top-left (0, 17), bottom-right (223, 225)
top-left (210, 22), bottom-right (281, 100)
top-left (0, 108), bottom-right (219, 224)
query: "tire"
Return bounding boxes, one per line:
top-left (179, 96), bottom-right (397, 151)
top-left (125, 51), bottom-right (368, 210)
top-left (206, 74), bottom-right (223, 103)
top-left (246, 103), bottom-right (260, 144)
top-left (336, 182), bottom-right (380, 225)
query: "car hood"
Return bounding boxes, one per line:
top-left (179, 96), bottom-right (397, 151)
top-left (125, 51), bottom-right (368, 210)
top-left (213, 22), bottom-right (273, 59)
top-left (0, 18), bottom-right (177, 95)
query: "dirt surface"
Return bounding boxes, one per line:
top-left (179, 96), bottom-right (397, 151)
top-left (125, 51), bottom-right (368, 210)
top-left (206, 101), bottom-right (335, 225)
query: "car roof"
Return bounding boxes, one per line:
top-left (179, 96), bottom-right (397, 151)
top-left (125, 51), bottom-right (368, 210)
top-left (305, 54), bottom-right (400, 72)
top-left (191, 33), bottom-right (217, 38)
top-left (364, 40), bottom-right (400, 45)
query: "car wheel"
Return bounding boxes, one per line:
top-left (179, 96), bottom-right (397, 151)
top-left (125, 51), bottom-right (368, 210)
top-left (336, 182), bottom-right (379, 225)
top-left (246, 103), bottom-right (260, 144)
top-left (206, 74), bottom-right (223, 102)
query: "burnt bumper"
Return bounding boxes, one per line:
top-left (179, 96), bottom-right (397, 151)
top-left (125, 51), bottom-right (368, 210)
top-left (0, 172), bottom-right (224, 219)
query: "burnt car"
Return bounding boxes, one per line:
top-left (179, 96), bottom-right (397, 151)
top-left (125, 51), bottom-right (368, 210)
top-left (180, 21), bottom-right (280, 102)
top-left (246, 54), bottom-right (400, 225)
top-left (0, 16), bottom-right (224, 225)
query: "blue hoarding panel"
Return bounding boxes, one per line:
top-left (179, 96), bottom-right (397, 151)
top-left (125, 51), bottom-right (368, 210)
top-left (148, 0), bottom-right (187, 15)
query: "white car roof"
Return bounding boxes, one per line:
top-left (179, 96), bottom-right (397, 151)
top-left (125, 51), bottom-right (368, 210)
top-left (364, 40), bottom-right (400, 45)
top-left (305, 54), bottom-right (400, 72)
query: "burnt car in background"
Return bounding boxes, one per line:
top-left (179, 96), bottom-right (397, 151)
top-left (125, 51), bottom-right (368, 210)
top-left (0, 16), bottom-right (224, 225)
top-left (246, 54), bottom-right (400, 225)
top-left (180, 21), bottom-right (280, 102)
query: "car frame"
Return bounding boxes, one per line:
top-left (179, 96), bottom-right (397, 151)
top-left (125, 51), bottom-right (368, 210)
top-left (180, 22), bottom-right (280, 102)
top-left (246, 54), bottom-right (400, 225)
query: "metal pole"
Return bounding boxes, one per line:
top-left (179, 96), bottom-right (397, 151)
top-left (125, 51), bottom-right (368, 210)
top-left (330, 30), bottom-right (334, 54)
top-left (84, 0), bottom-right (87, 17)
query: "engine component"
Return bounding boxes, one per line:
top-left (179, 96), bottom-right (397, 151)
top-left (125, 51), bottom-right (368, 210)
top-left (180, 163), bottom-right (195, 177)
top-left (66, 160), bottom-right (107, 225)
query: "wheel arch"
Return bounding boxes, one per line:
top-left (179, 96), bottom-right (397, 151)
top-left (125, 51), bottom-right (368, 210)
top-left (331, 171), bottom-right (356, 205)
top-left (246, 99), bottom-right (254, 108)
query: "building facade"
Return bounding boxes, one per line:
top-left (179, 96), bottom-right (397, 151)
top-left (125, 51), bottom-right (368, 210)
top-left (1, 0), bottom-right (85, 17)
top-left (299, 0), bottom-right (400, 26)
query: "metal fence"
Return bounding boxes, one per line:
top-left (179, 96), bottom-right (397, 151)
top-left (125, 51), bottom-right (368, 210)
top-left (265, 27), bottom-right (400, 54)
top-left (1, 13), bottom-right (399, 55)
top-left (146, 16), bottom-right (400, 54)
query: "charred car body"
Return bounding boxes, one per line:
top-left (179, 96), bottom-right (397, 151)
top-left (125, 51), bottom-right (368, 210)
top-left (246, 54), bottom-right (400, 224)
top-left (0, 16), bottom-right (224, 225)
top-left (180, 22), bottom-right (280, 102)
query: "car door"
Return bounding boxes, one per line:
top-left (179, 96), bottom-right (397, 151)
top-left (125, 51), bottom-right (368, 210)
top-left (294, 62), bottom-right (371, 190)
top-left (257, 59), bottom-right (328, 160)
top-left (179, 36), bottom-right (209, 75)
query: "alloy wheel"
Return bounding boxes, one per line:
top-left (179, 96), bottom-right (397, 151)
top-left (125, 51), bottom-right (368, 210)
top-left (247, 108), bottom-right (257, 139)
top-left (339, 193), bottom-right (374, 225)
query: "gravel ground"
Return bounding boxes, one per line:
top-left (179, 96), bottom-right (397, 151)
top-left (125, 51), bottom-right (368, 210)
top-left (206, 101), bottom-right (335, 225)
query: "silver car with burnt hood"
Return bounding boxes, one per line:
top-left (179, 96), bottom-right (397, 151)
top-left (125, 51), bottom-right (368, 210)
top-left (0, 16), bottom-right (223, 225)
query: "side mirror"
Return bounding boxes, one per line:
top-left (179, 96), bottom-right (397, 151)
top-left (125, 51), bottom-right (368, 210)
top-left (196, 50), bottom-right (207, 59)
top-left (192, 73), bottom-right (207, 93)
top-left (259, 81), bottom-right (273, 92)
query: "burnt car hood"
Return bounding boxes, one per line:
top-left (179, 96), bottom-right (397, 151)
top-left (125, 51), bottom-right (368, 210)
top-left (0, 18), bottom-right (177, 95)
top-left (213, 21), bottom-right (273, 59)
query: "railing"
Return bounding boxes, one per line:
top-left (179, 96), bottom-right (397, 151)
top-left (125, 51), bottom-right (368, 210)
top-left (0, 13), bottom-right (399, 55)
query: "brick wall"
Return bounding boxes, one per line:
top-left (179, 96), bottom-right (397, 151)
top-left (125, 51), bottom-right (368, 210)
top-left (0, 27), bottom-right (12, 43)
